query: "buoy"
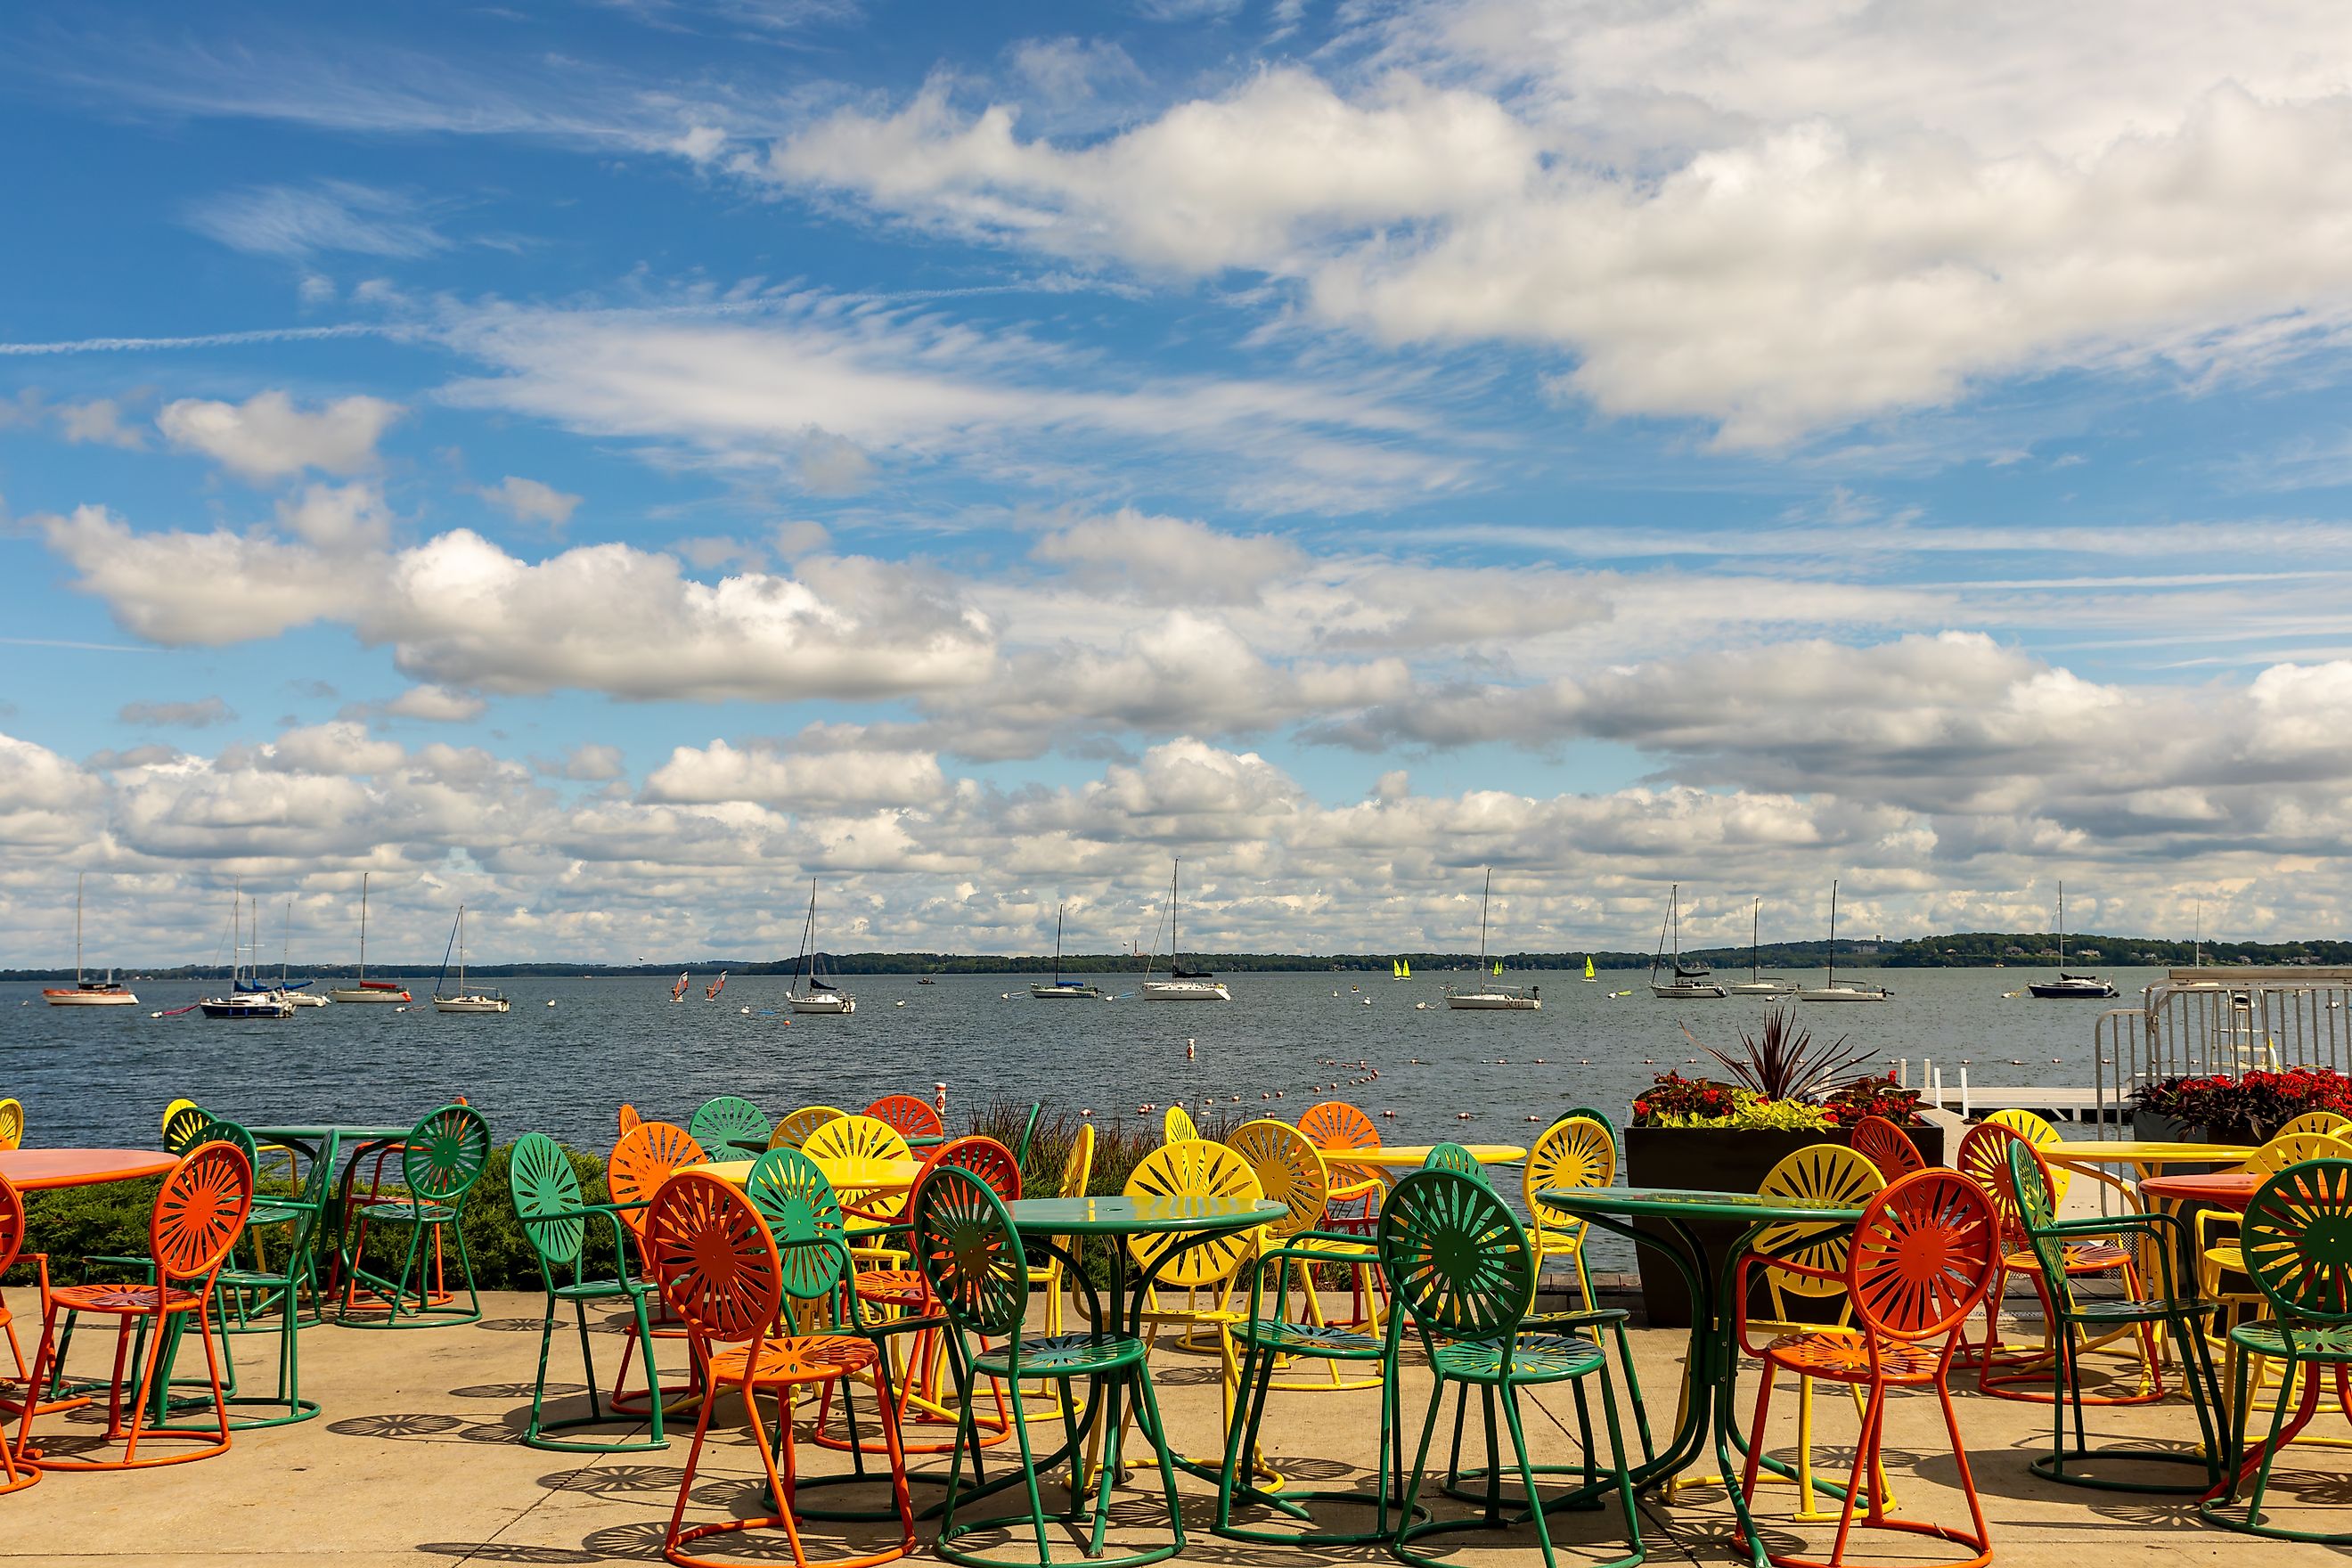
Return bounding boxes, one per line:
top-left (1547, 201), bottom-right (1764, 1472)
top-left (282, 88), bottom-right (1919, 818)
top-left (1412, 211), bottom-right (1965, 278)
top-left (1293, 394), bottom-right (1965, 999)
top-left (1082, 1108), bottom-right (1092, 1117)
top-left (1383, 1110), bottom-right (1396, 1118)
top-left (935, 1082), bottom-right (947, 1115)
top-left (1457, 1112), bottom-right (1472, 1120)
top-left (1273, 1090), bottom-right (1284, 1098)
top-left (546, 1000), bottom-right (556, 1007)
top-left (1001, 992), bottom-right (1010, 1000)
top-left (149, 1011), bottom-right (162, 1018)
top-left (894, 1000), bottom-right (907, 1007)
top-left (1362, 998), bottom-right (1372, 1005)
top-left (1262, 1092), bottom-right (1270, 1099)
top-left (739, 1005), bottom-right (751, 1014)
top-left (1187, 1040), bottom-right (1196, 1060)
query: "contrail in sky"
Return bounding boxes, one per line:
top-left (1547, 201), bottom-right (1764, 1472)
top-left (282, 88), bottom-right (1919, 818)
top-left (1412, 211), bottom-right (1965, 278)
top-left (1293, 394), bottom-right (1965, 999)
top-left (0, 324), bottom-right (399, 355)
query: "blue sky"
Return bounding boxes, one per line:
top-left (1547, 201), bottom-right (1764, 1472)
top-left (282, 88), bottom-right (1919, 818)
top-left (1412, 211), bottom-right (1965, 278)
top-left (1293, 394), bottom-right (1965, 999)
top-left (7, 0), bottom-right (2352, 965)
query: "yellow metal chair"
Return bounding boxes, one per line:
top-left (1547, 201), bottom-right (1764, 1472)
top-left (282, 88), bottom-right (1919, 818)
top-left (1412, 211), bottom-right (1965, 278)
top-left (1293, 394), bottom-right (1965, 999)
top-left (0, 1099), bottom-right (20, 1152)
top-left (1523, 1116), bottom-right (1613, 1313)
top-left (1226, 1119), bottom-right (1378, 1392)
top-left (768, 1104), bottom-right (848, 1150)
top-left (803, 1115), bottom-right (915, 1255)
top-left (1163, 1105), bottom-right (1198, 1143)
top-left (2276, 1111), bottom-right (2351, 1138)
top-left (2200, 1131), bottom-right (2352, 1298)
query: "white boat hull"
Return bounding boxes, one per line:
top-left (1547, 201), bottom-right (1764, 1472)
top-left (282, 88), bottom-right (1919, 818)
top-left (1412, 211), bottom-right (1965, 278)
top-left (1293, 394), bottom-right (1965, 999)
top-left (789, 993), bottom-right (857, 1014)
top-left (43, 988), bottom-right (139, 1007)
top-left (1029, 984), bottom-right (1109, 1000)
top-left (280, 991), bottom-right (329, 1008)
top-left (1794, 986), bottom-right (1890, 1002)
top-left (329, 986), bottom-right (411, 1003)
top-left (1725, 981), bottom-right (1794, 996)
top-left (1444, 991), bottom-right (1540, 1010)
top-left (434, 994), bottom-right (511, 1014)
top-left (1141, 979), bottom-right (1230, 1001)
top-left (1651, 982), bottom-right (1728, 999)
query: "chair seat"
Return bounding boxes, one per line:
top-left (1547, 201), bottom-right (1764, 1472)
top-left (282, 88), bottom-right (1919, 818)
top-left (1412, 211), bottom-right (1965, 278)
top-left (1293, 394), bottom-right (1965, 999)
top-left (2202, 1245), bottom-right (2247, 1276)
top-left (552, 1278), bottom-right (647, 1302)
top-left (215, 1265), bottom-right (298, 1291)
top-left (248, 1200), bottom-right (313, 1226)
top-left (1237, 1319), bottom-right (1382, 1358)
top-left (855, 1268), bottom-right (933, 1306)
top-left (1288, 1236), bottom-right (1378, 1259)
top-left (2068, 1295), bottom-right (2210, 1324)
top-left (49, 1282), bottom-right (206, 1316)
top-left (974, 1332), bottom-right (1148, 1379)
top-left (2006, 1241), bottom-right (2131, 1275)
top-left (360, 1200), bottom-right (460, 1223)
top-left (2231, 1321), bottom-right (2352, 1361)
top-left (1763, 1328), bottom-right (1940, 1384)
top-left (1432, 1332), bottom-right (1603, 1385)
top-left (708, 1334), bottom-right (878, 1386)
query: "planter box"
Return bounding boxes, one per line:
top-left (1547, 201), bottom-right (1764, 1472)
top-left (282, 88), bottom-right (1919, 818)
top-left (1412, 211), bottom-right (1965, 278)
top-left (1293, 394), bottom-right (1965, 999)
top-left (1621, 1122), bottom-right (1945, 1328)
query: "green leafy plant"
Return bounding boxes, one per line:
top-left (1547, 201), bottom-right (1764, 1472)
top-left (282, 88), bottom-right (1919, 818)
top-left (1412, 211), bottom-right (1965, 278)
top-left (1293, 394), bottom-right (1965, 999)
top-left (1685, 1006), bottom-right (1874, 1103)
top-left (1821, 1072), bottom-right (1927, 1128)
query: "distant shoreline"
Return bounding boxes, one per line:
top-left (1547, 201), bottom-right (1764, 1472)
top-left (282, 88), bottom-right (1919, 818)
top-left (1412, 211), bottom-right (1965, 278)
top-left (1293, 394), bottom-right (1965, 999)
top-left (4, 929), bottom-right (2344, 982)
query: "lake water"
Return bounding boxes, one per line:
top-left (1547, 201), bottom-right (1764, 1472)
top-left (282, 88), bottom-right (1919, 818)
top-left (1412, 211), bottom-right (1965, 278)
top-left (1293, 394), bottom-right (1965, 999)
top-left (3, 965), bottom-right (2147, 1156)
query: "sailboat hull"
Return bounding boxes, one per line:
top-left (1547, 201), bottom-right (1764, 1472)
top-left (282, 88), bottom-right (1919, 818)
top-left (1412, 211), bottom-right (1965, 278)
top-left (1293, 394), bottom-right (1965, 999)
top-left (329, 985), bottom-right (411, 1003)
top-left (434, 995), bottom-right (510, 1014)
top-left (200, 996), bottom-right (295, 1018)
top-left (1725, 980), bottom-right (1793, 996)
top-left (1444, 990), bottom-right (1540, 1009)
top-left (2028, 978), bottom-right (2118, 1000)
top-left (1794, 985), bottom-right (1890, 1002)
top-left (43, 986), bottom-right (139, 1006)
top-left (1650, 981), bottom-right (1728, 999)
top-left (789, 993), bottom-right (857, 1014)
top-left (1029, 983), bottom-right (1109, 1000)
top-left (1141, 979), bottom-right (1229, 1001)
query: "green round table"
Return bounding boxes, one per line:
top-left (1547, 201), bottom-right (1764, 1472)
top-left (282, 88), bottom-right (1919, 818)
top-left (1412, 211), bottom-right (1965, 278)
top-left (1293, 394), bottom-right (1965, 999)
top-left (245, 1123), bottom-right (416, 1292)
top-left (1540, 1184), bottom-right (1868, 1568)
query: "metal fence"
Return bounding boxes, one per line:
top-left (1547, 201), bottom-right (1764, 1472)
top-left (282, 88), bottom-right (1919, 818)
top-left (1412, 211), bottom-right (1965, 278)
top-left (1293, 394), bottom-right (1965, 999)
top-left (2095, 967), bottom-right (2352, 1130)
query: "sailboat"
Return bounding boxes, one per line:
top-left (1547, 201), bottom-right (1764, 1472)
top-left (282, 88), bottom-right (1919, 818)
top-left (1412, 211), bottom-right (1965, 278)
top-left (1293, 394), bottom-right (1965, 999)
top-left (1031, 904), bottom-right (1109, 1000)
top-left (670, 971), bottom-right (690, 1003)
top-left (1141, 859), bottom-right (1229, 1000)
top-left (1392, 958), bottom-right (1412, 981)
top-left (1794, 879), bottom-right (1889, 1001)
top-left (1649, 885), bottom-right (1727, 999)
top-left (788, 879), bottom-right (857, 1014)
top-left (328, 872), bottom-right (410, 1002)
top-left (706, 971), bottom-right (728, 1000)
top-left (1582, 955), bottom-right (1597, 984)
top-left (2029, 882), bottom-right (2119, 999)
top-left (432, 905), bottom-right (510, 1014)
top-left (1445, 869), bottom-right (1540, 1010)
top-left (248, 894), bottom-right (328, 1005)
top-left (43, 875), bottom-right (139, 1006)
top-left (1726, 899), bottom-right (1795, 995)
top-left (201, 882), bottom-right (293, 1018)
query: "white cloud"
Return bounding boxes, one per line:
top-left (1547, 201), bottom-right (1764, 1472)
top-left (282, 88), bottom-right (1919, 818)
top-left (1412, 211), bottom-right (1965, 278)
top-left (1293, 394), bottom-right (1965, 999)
top-left (644, 737), bottom-right (950, 807)
top-left (184, 182), bottom-right (449, 260)
top-left (381, 684), bottom-right (488, 723)
top-left (1033, 510), bottom-right (1304, 605)
top-left (118, 697), bottom-right (236, 729)
top-left (57, 398), bottom-right (146, 449)
top-left (552, 742), bottom-right (627, 781)
top-left (478, 475), bottom-right (582, 530)
top-left (158, 389), bottom-right (403, 481)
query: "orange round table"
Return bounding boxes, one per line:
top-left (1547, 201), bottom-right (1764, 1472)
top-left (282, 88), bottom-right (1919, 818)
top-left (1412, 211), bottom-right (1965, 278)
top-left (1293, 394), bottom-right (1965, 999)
top-left (2141, 1172), bottom-right (2261, 1211)
top-left (0, 1148), bottom-right (176, 1190)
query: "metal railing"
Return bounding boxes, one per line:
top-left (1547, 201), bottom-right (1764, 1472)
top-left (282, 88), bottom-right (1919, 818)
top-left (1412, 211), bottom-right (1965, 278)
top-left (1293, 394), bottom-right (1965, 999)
top-left (2095, 967), bottom-right (2352, 1131)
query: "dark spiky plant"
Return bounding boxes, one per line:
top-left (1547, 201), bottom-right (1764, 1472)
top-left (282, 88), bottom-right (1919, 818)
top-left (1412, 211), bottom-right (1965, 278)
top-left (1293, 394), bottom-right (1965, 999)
top-left (1683, 1007), bottom-right (1876, 1104)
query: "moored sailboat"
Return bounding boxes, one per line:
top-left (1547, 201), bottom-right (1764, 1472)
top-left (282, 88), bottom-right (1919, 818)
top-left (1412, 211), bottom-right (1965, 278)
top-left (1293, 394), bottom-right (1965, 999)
top-left (1030, 904), bottom-right (1108, 1000)
top-left (1794, 879), bottom-right (1889, 1002)
top-left (2028, 882), bottom-right (2119, 999)
top-left (1649, 885), bottom-right (1727, 999)
top-left (788, 878), bottom-right (856, 1014)
top-left (328, 872), bottom-right (410, 1003)
top-left (1726, 898), bottom-right (1796, 995)
top-left (42, 874), bottom-right (138, 1007)
top-left (432, 904), bottom-right (510, 1014)
top-left (1444, 869), bottom-right (1540, 1010)
top-left (1141, 859), bottom-right (1229, 1001)
top-left (201, 883), bottom-right (293, 1018)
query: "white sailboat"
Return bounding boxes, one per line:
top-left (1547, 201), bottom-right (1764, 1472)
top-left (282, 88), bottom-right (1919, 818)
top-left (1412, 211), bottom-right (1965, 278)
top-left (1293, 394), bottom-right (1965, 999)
top-left (1725, 899), bottom-right (1796, 995)
top-left (42, 874), bottom-right (138, 1007)
top-left (1649, 885), bottom-right (1727, 999)
top-left (1141, 859), bottom-right (1229, 1001)
top-left (1793, 879), bottom-right (1890, 1002)
top-left (328, 872), bottom-right (410, 1002)
top-left (201, 882), bottom-right (294, 1018)
top-left (2028, 882), bottom-right (2119, 1000)
top-left (1030, 904), bottom-right (1109, 1000)
top-left (1445, 869), bottom-right (1540, 1010)
top-left (432, 904), bottom-right (510, 1014)
top-left (788, 878), bottom-right (857, 1014)
top-left (262, 895), bottom-right (329, 1005)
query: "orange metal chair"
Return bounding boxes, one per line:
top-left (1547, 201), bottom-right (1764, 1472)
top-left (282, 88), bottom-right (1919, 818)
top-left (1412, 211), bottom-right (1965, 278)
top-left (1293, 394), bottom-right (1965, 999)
top-left (647, 1171), bottom-right (915, 1568)
top-left (864, 1095), bottom-right (944, 1142)
top-left (605, 1122), bottom-right (708, 1415)
top-left (13, 1143), bottom-right (253, 1471)
top-left (1294, 1101), bottom-right (1386, 1325)
top-left (0, 1174), bottom-right (39, 1494)
top-left (1850, 1117), bottom-right (1925, 1181)
top-left (1736, 1169), bottom-right (2000, 1568)
top-left (618, 1104), bottom-right (643, 1138)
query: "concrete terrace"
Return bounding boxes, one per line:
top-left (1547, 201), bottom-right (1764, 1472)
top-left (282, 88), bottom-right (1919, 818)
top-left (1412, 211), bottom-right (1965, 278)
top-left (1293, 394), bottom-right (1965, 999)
top-left (2, 1286), bottom-right (2342, 1566)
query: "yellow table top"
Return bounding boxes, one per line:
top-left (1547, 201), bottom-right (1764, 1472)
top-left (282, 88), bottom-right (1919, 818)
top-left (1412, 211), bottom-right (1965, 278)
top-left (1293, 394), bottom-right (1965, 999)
top-left (2043, 1140), bottom-right (2253, 1168)
top-left (1342, 1143), bottom-right (1528, 1168)
top-left (690, 1155), bottom-right (927, 1192)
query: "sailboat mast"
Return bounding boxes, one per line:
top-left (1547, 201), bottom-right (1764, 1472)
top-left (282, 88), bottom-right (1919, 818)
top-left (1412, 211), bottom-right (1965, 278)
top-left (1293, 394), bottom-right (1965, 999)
top-left (2057, 882), bottom-right (2067, 971)
top-left (1752, 898), bottom-right (1760, 981)
top-left (74, 873), bottom-right (85, 984)
top-left (1827, 879), bottom-right (1839, 989)
top-left (1170, 859), bottom-right (1181, 965)
top-left (457, 905), bottom-right (466, 992)
top-left (1652, 889), bottom-right (1672, 984)
top-left (1477, 867), bottom-right (1491, 966)
top-left (796, 879), bottom-right (818, 995)
top-left (233, 881), bottom-right (242, 987)
top-left (357, 872), bottom-right (369, 981)
top-left (1053, 904), bottom-right (1065, 984)
top-left (282, 894), bottom-right (291, 984)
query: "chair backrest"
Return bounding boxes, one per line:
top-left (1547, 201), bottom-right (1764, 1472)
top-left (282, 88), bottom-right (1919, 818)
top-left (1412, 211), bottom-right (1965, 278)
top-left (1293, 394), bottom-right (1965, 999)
top-left (1525, 1115), bottom-right (1613, 1231)
top-left (510, 1131), bottom-right (588, 1269)
top-left (646, 1171), bottom-right (782, 1346)
top-left (1378, 1167), bottom-right (1533, 1344)
top-left (2276, 1110), bottom-right (2352, 1139)
top-left (803, 1114), bottom-right (911, 1164)
top-left (911, 1165), bottom-right (1029, 1338)
top-left (2248, 1130), bottom-right (2352, 1175)
top-left (1163, 1105), bottom-right (1198, 1144)
top-left (688, 1096), bottom-right (770, 1152)
top-left (1845, 1169), bottom-right (1997, 1342)
top-left (402, 1104), bottom-right (492, 1207)
top-left (2000, 1137), bottom-right (2075, 1290)
top-left (1559, 1107), bottom-right (1617, 1145)
top-left (865, 1094), bottom-right (944, 1141)
top-left (1753, 1143), bottom-right (1885, 1303)
top-left (1984, 1108), bottom-right (2068, 1199)
top-left (922, 1135), bottom-right (1023, 1202)
top-left (0, 1098), bottom-right (20, 1151)
top-left (153, 1141), bottom-right (255, 1285)
top-left (1422, 1142), bottom-right (1490, 1181)
top-left (1850, 1116), bottom-right (1925, 1180)
top-left (1123, 1138), bottom-right (1265, 1286)
top-left (741, 1148), bottom-right (852, 1302)
top-left (161, 1100), bottom-right (212, 1155)
top-left (1227, 1119), bottom-right (1331, 1239)
top-left (192, 1115), bottom-right (261, 1173)
top-left (769, 1105), bottom-right (848, 1149)
top-left (1298, 1100), bottom-right (1381, 1187)
top-left (617, 1103), bottom-right (642, 1137)
top-left (2243, 1158), bottom-right (2352, 1324)
top-left (608, 1122), bottom-right (708, 1241)
top-left (1058, 1122), bottom-right (1096, 1199)
top-left (0, 1172), bottom-right (20, 1278)
top-left (1955, 1120), bottom-right (2033, 1246)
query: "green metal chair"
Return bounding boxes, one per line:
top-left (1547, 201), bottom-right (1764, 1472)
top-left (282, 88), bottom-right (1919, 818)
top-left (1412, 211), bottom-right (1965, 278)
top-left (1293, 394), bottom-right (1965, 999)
top-left (914, 1165), bottom-right (1186, 1568)
top-left (339, 1103), bottom-right (488, 1329)
top-left (1422, 1143), bottom-right (1491, 1181)
top-left (689, 1095), bottom-right (772, 1156)
top-left (2002, 1138), bottom-right (2223, 1491)
top-left (507, 1131), bottom-right (666, 1452)
top-left (1378, 1167), bottom-right (1644, 1568)
top-left (2203, 1157), bottom-right (2352, 1541)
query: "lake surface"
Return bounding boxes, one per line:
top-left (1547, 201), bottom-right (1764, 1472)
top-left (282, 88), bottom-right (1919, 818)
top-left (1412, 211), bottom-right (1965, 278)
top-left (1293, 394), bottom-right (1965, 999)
top-left (2, 965), bottom-right (2148, 1156)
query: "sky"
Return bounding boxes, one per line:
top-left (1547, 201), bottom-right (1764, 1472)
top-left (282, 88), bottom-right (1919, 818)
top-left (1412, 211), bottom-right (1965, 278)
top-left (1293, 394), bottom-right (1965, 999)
top-left (8, 0), bottom-right (2352, 968)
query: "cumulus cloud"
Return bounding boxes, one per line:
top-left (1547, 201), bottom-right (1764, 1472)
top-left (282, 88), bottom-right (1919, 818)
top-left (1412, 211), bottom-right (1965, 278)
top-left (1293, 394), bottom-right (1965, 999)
top-left (158, 389), bottom-right (403, 481)
top-left (644, 737), bottom-right (949, 808)
top-left (118, 697), bottom-right (236, 729)
top-left (57, 398), bottom-right (146, 449)
top-left (381, 684), bottom-right (488, 723)
top-left (478, 475), bottom-right (581, 530)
